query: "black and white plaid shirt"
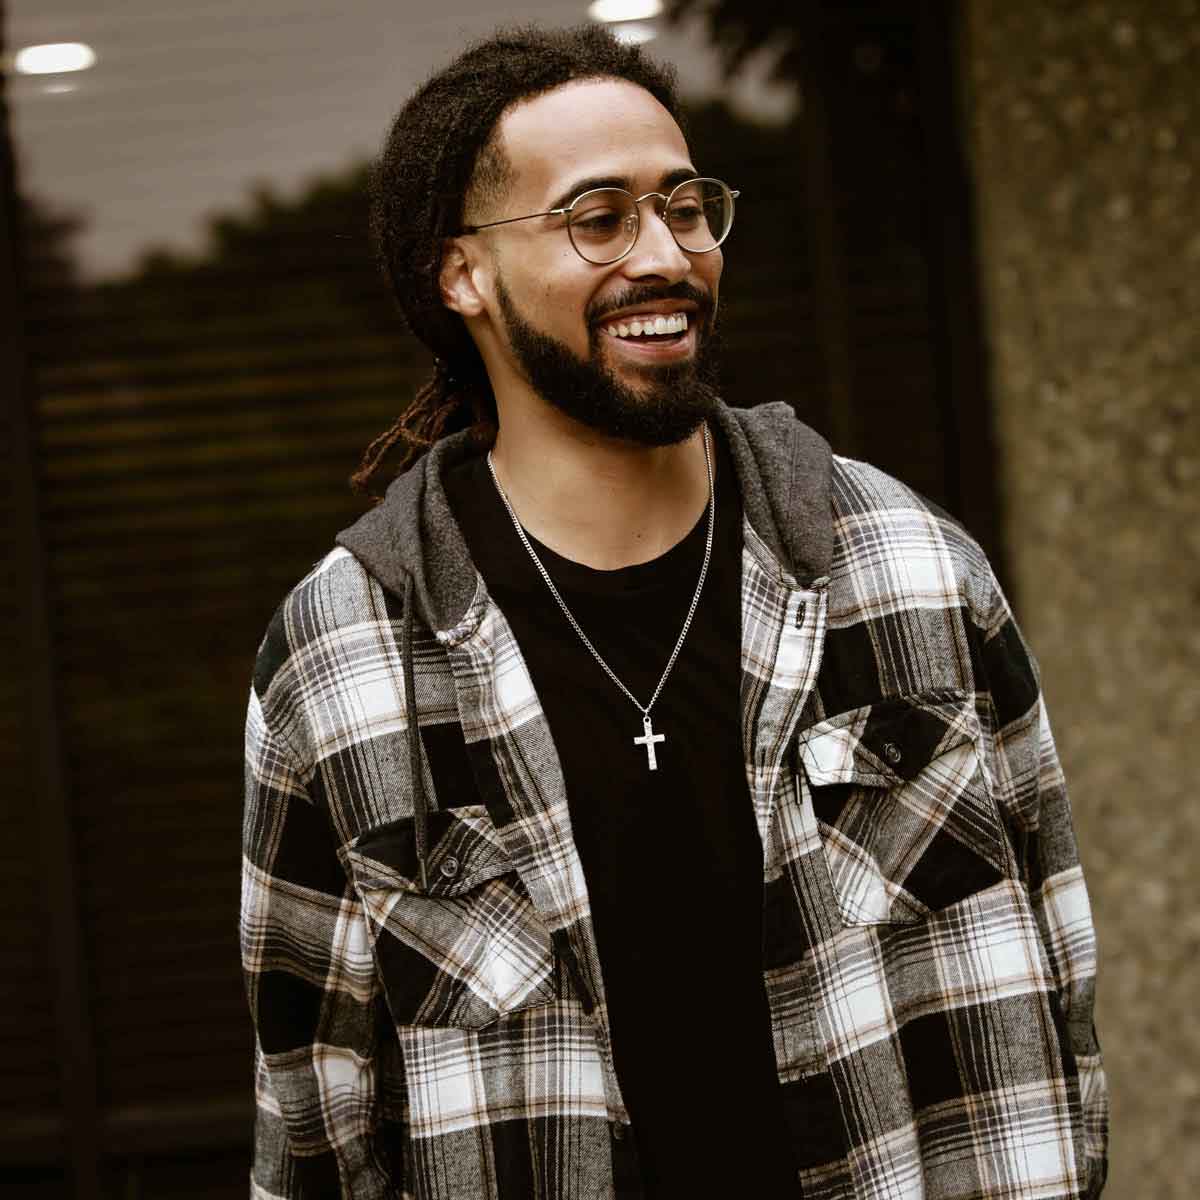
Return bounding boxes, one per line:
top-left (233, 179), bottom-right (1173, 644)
top-left (242, 402), bottom-right (1108, 1199)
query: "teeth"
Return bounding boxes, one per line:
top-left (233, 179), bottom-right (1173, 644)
top-left (606, 312), bottom-right (691, 339)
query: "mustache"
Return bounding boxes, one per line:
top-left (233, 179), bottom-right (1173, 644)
top-left (586, 280), bottom-right (715, 327)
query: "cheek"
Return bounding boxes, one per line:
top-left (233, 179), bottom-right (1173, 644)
top-left (700, 248), bottom-right (723, 294)
top-left (501, 247), bottom-right (607, 351)
top-left (526, 256), bottom-right (593, 314)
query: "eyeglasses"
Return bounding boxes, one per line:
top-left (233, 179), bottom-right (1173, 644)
top-left (461, 176), bottom-right (739, 265)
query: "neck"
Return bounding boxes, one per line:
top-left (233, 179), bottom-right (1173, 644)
top-left (488, 408), bottom-right (712, 571)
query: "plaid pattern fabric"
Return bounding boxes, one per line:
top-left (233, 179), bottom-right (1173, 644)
top-left (242, 429), bottom-right (1107, 1198)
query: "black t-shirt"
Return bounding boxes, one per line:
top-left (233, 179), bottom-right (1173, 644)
top-left (445, 432), bottom-right (796, 1196)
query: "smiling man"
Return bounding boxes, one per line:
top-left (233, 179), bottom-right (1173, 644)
top-left (241, 25), bottom-right (1108, 1200)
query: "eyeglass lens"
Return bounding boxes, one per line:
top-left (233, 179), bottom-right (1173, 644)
top-left (567, 179), bottom-right (733, 264)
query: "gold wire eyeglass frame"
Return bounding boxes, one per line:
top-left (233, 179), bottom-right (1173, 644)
top-left (460, 176), bottom-right (740, 265)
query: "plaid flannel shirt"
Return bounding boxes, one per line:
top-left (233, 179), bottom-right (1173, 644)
top-left (242, 401), bottom-right (1108, 1199)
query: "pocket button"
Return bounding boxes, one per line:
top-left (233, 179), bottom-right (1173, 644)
top-left (883, 742), bottom-right (902, 765)
top-left (439, 855), bottom-right (460, 879)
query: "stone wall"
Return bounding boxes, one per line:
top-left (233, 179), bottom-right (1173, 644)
top-left (964, 3), bottom-right (1200, 1195)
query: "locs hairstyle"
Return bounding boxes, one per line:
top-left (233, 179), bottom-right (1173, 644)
top-left (351, 24), bottom-right (686, 500)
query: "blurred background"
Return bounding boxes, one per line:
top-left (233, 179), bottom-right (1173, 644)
top-left (2, 1), bottom-right (1196, 1196)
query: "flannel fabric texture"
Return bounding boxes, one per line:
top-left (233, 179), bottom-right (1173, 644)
top-left (241, 402), bottom-right (1108, 1199)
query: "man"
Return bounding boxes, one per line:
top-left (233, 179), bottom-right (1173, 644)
top-left (241, 25), bottom-right (1108, 1200)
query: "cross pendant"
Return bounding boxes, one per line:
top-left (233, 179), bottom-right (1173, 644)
top-left (633, 715), bottom-right (666, 771)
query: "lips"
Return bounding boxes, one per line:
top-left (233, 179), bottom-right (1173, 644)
top-left (602, 320), bottom-right (694, 363)
top-left (589, 284), bottom-right (710, 333)
top-left (588, 286), bottom-right (711, 365)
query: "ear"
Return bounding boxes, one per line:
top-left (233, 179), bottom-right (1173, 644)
top-left (439, 237), bottom-right (489, 318)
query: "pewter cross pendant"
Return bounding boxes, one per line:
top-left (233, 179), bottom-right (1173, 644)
top-left (633, 715), bottom-right (665, 771)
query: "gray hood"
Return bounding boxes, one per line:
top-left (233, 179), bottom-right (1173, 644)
top-left (336, 400), bottom-right (833, 632)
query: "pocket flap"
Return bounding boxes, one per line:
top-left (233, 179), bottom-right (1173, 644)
top-left (798, 689), bottom-right (978, 787)
top-left (344, 806), bottom-right (511, 898)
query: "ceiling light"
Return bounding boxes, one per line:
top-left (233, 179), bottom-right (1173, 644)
top-left (14, 43), bottom-right (97, 76)
top-left (611, 23), bottom-right (658, 45)
top-left (587, 0), bottom-right (663, 23)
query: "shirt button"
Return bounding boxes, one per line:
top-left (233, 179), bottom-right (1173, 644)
top-left (612, 1123), bottom-right (626, 1142)
top-left (794, 601), bottom-right (807, 628)
top-left (883, 742), bottom-right (902, 765)
top-left (439, 856), bottom-right (460, 879)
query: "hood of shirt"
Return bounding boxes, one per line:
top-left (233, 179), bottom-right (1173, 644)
top-left (335, 399), bottom-right (833, 634)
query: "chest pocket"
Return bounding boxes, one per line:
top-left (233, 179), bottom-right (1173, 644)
top-left (343, 807), bottom-right (558, 1030)
top-left (797, 690), bottom-right (1014, 925)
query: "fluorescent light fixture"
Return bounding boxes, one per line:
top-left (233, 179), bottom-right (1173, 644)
top-left (588, 0), bottom-right (663, 23)
top-left (611, 22), bottom-right (658, 45)
top-left (14, 42), bottom-right (97, 75)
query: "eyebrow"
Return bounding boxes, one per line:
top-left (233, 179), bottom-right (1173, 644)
top-left (546, 166), bottom-right (699, 214)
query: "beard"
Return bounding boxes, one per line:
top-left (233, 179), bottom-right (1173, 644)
top-left (493, 274), bottom-right (723, 447)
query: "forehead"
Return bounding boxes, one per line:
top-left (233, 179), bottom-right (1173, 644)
top-left (496, 78), bottom-right (692, 203)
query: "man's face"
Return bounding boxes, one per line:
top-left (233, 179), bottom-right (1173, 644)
top-left (466, 78), bottom-right (725, 445)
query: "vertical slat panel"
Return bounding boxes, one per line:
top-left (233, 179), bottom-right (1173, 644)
top-left (800, 0), bottom-right (858, 458)
top-left (1, 6), bottom-right (101, 1192)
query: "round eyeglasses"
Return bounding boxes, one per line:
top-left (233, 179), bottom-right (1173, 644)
top-left (461, 177), bottom-right (739, 266)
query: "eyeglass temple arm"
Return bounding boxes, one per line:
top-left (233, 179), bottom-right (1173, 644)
top-left (462, 208), bottom-right (568, 234)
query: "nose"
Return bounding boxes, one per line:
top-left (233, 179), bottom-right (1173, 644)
top-left (622, 196), bottom-right (692, 283)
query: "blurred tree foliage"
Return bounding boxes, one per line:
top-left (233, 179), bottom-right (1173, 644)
top-left (666, 0), bottom-right (807, 86)
top-left (19, 193), bottom-right (85, 293)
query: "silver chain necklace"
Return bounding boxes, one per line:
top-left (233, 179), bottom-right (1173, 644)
top-left (486, 427), bottom-right (715, 771)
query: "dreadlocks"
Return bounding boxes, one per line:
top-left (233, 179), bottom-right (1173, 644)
top-left (351, 23), bottom-right (685, 500)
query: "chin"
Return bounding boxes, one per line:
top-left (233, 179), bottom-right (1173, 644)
top-left (497, 277), bottom-right (722, 445)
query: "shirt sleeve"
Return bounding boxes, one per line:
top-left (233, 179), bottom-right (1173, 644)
top-left (241, 669), bottom-right (400, 1199)
top-left (978, 572), bottom-right (1109, 1197)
